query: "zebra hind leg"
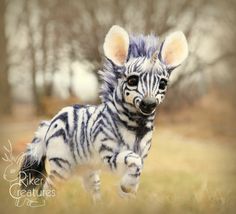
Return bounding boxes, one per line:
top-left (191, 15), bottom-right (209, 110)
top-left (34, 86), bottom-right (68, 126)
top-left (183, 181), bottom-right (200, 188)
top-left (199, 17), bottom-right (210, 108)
top-left (82, 170), bottom-right (101, 203)
top-left (41, 157), bottom-right (72, 195)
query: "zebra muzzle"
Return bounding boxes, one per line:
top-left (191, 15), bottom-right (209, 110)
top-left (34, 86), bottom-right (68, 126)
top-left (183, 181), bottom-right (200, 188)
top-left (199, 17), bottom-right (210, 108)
top-left (139, 97), bottom-right (157, 115)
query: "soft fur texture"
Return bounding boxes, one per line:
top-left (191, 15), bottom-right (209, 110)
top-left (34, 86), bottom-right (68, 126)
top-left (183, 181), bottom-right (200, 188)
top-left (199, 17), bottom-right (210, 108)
top-left (160, 31), bottom-right (188, 68)
top-left (103, 25), bottom-right (129, 66)
top-left (20, 25), bottom-right (188, 201)
top-left (100, 32), bottom-right (160, 103)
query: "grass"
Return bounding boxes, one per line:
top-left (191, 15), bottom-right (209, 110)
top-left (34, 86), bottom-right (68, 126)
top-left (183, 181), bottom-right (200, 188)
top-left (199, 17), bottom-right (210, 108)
top-left (0, 123), bottom-right (235, 214)
top-left (0, 97), bottom-right (236, 214)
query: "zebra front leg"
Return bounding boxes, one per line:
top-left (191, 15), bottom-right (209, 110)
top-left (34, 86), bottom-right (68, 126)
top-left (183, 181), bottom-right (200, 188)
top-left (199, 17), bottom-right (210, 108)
top-left (82, 170), bottom-right (101, 203)
top-left (105, 150), bottom-right (143, 197)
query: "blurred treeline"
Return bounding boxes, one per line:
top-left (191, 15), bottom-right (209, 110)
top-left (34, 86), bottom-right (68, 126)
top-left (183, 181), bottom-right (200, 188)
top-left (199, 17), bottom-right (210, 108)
top-left (0, 0), bottom-right (235, 116)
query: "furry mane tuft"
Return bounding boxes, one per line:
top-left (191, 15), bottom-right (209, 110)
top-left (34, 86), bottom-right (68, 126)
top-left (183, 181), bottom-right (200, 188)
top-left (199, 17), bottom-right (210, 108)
top-left (128, 34), bottom-right (159, 59)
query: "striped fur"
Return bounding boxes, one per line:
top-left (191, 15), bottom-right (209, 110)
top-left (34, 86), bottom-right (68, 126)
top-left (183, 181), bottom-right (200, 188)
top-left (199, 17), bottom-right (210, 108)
top-left (20, 26), bottom-right (188, 200)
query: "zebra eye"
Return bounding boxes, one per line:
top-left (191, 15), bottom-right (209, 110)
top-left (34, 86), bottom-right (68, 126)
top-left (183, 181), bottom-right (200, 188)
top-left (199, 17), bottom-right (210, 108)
top-left (159, 78), bottom-right (167, 90)
top-left (127, 75), bottom-right (139, 87)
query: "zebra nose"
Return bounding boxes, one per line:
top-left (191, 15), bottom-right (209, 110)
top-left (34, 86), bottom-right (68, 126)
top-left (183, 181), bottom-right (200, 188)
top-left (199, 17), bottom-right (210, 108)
top-left (139, 97), bottom-right (157, 114)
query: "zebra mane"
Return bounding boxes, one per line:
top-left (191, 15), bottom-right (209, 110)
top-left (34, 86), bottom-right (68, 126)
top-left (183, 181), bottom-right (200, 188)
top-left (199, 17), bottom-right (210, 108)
top-left (99, 34), bottom-right (159, 102)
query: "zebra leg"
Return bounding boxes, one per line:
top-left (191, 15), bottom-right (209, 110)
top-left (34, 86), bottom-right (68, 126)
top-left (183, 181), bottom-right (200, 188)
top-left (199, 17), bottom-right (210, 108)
top-left (42, 126), bottom-right (75, 193)
top-left (105, 150), bottom-right (143, 197)
top-left (119, 151), bottom-right (143, 197)
top-left (82, 170), bottom-right (101, 203)
top-left (42, 157), bottom-right (72, 192)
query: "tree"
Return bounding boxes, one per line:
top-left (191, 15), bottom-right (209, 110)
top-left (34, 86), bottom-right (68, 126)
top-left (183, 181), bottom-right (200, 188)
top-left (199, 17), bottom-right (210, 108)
top-left (24, 0), bottom-right (43, 114)
top-left (0, 0), bottom-right (12, 115)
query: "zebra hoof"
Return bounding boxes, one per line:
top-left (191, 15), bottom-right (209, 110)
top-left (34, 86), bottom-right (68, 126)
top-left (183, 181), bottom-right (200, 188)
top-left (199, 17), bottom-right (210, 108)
top-left (118, 185), bottom-right (136, 199)
top-left (92, 193), bottom-right (102, 204)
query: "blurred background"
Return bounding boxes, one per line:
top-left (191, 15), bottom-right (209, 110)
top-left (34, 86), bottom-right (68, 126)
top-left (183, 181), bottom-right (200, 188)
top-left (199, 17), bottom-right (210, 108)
top-left (0, 0), bottom-right (235, 213)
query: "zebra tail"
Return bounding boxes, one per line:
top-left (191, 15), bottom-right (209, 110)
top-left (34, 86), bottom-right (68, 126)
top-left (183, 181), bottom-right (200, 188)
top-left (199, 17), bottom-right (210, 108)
top-left (19, 121), bottom-right (50, 190)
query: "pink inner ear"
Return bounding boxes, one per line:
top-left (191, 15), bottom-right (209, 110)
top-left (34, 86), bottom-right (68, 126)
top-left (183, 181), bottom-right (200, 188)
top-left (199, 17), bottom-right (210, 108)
top-left (104, 25), bottom-right (129, 66)
top-left (165, 38), bottom-right (183, 65)
top-left (162, 32), bottom-right (188, 67)
top-left (114, 50), bottom-right (126, 65)
top-left (112, 35), bottom-right (128, 65)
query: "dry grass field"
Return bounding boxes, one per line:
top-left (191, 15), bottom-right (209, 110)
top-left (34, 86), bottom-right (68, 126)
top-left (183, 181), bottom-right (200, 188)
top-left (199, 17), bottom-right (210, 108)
top-left (0, 98), bottom-right (235, 214)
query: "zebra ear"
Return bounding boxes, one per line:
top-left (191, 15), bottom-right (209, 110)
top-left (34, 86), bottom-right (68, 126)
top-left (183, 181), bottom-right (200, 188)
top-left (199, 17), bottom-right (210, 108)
top-left (103, 25), bottom-right (129, 66)
top-left (160, 31), bottom-right (188, 69)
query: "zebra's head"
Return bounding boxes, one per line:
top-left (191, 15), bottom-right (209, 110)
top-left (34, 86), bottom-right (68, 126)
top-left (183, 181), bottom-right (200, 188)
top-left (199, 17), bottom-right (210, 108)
top-left (100, 25), bottom-right (188, 116)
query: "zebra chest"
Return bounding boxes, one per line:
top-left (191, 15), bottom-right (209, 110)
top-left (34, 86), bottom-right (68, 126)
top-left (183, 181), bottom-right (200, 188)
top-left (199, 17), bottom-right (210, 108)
top-left (116, 126), bottom-right (153, 156)
top-left (118, 126), bottom-right (136, 150)
top-left (138, 130), bottom-right (153, 158)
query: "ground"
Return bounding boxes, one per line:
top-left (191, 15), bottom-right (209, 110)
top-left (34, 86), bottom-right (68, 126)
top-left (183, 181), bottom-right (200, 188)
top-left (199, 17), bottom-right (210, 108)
top-left (0, 98), bottom-right (235, 214)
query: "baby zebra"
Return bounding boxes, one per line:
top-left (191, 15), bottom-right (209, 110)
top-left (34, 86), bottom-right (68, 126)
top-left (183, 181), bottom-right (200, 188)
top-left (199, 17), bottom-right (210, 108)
top-left (20, 25), bottom-right (188, 201)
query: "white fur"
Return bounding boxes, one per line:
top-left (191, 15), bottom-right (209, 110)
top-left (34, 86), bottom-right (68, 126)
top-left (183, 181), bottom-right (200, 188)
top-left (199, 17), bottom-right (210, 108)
top-left (28, 121), bottom-right (50, 163)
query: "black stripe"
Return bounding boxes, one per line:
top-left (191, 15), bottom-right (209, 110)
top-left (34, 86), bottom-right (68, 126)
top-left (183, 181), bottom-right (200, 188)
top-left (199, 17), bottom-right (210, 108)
top-left (49, 157), bottom-right (71, 169)
top-left (111, 152), bottom-right (118, 169)
top-left (51, 112), bottom-right (69, 133)
top-left (80, 112), bottom-right (88, 159)
top-left (75, 128), bottom-right (82, 160)
top-left (51, 170), bottom-right (65, 180)
top-left (32, 137), bottom-right (40, 144)
top-left (70, 108), bottom-right (78, 163)
top-left (106, 106), bottom-right (125, 145)
top-left (46, 128), bottom-right (68, 146)
top-left (49, 158), bottom-right (63, 168)
top-left (85, 108), bottom-right (92, 156)
top-left (93, 127), bottom-right (115, 143)
top-left (99, 144), bottom-right (113, 153)
top-left (89, 106), bottom-right (106, 140)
